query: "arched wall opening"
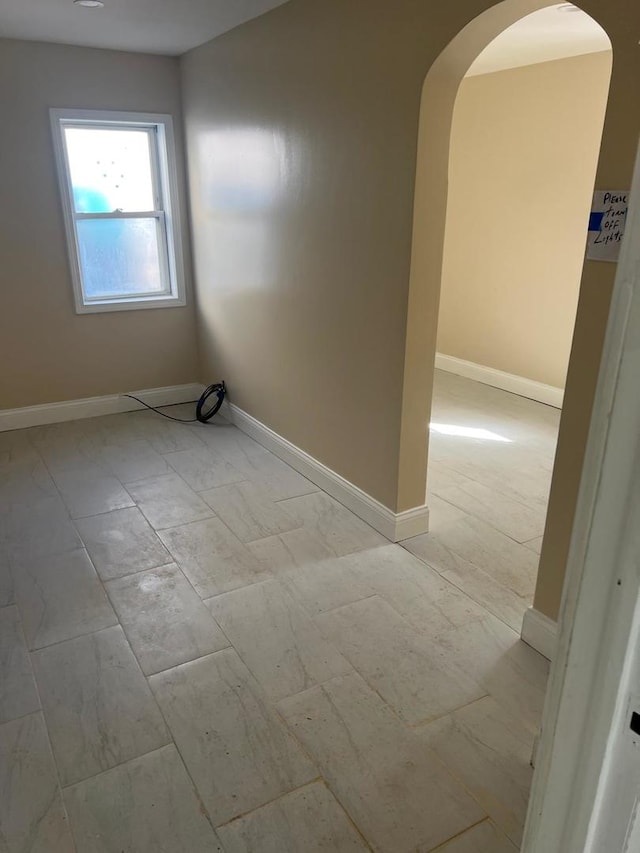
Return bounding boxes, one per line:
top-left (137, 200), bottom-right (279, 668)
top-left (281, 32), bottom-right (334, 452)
top-left (398, 0), bottom-right (612, 625)
top-left (438, 19), bottom-right (611, 398)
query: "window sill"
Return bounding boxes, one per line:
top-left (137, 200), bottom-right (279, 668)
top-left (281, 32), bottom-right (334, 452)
top-left (75, 294), bottom-right (187, 315)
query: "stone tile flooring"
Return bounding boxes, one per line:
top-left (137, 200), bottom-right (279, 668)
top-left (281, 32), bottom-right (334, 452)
top-left (0, 371), bottom-right (554, 852)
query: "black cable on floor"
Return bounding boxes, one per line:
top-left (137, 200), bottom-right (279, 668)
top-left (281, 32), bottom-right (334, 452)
top-left (122, 394), bottom-right (199, 422)
top-left (123, 381), bottom-right (226, 425)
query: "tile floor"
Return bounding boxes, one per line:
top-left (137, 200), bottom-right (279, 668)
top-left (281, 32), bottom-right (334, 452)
top-left (0, 371), bottom-right (555, 852)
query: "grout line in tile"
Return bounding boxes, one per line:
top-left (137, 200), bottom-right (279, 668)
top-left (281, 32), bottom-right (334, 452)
top-left (26, 620), bottom-right (118, 656)
top-left (42, 647), bottom-right (174, 792)
top-left (418, 744), bottom-right (494, 837)
top-left (34, 440), bottom-right (124, 526)
top-left (143, 658), bottom-right (250, 840)
top-left (132, 501), bottom-right (216, 533)
top-left (377, 571), bottom-right (513, 637)
top-left (270, 682), bottom-right (398, 851)
top-left (219, 773), bottom-right (378, 852)
top-left (94, 561), bottom-right (178, 586)
top-left (306, 577), bottom-right (486, 647)
top-left (59, 744), bottom-right (167, 791)
top-left (273, 492), bottom-right (394, 546)
top-left (68, 498), bottom-right (158, 524)
top-left (308, 593), bottom-right (379, 620)
top-left (430, 476), bottom-right (546, 520)
top-left (196, 567), bottom-right (278, 603)
top-left (17, 696), bottom-right (76, 847)
top-left (426, 491), bottom-right (543, 551)
top-left (203, 580), bottom-right (359, 705)
top-left (211, 775), bottom-right (323, 829)
top-left (140, 645), bottom-right (235, 679)
top-left (58, 742), bottom-right (188, 794)
top-left (396, 540), bottom-right (526, 636)
top-left (101, 559), bottom-right (234, 677)
top-left (425, 816), bottom-right (494, 852)
top-left (276, 662), bottom-right (360, 704)
top-left (313, 778), bottom-right (377, 853)
top-left (286, 576), bottom-right (369, 619)
top-left (408, 694), bottom-right (492, 731)
top-left (6, 541), bottom-right (85, 571)
top-left (200, 575), bottom-right (275, 606)
top-left (215, 776), bottom-right (377, 851)
top-left (0, 705), bottom-right (44, 727)
top-left (144, 646), bottom-right (235, 681)
top-left (65, 544), bottom-right (198, 732)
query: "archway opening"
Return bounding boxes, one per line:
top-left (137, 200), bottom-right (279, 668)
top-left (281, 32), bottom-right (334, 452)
top-left (399, 0), bottom-right (612, 642)
top-left (422, 3), bottom-right (611, 634)
top-left (393, 4), bottom-right (613, 844)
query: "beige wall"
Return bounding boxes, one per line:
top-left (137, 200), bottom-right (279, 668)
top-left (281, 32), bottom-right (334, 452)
top-left (437, 52), bottom-right (612, 390)
top-left (0, 39), bottom-right (199, 409)
top-left (181, 0), bottom-right (447, 510)
top-left (181, 0), bottom-right (638, 620)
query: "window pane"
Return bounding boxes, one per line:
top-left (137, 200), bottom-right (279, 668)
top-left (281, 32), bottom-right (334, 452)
top-left (76, 218), bottom-right (167, 299)
top-left (64, 127), bottom-right (155, 213)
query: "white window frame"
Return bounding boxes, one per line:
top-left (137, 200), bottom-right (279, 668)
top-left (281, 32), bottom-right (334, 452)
top-left (50, 108), bottom-right (186, 314)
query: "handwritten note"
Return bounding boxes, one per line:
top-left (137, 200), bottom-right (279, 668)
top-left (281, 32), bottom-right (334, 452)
top-left (586, 190), bottom-right (629, 262)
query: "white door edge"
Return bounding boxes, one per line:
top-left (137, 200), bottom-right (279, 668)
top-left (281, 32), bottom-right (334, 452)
top-left (523, 142), bottom-right (640, 852)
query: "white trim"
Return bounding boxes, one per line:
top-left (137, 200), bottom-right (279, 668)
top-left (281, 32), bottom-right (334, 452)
top-left (0, 384), bottom-right (203, 432)
top-left (521, 607), bottom-right (557, 661)
top-left (222, 400), bottom-right (429, 542)
top-left (523, 144), bottom-right (640, 851)
top-left (49, 108), bottom-right (186, 314)
top-left (435, 352), bottom-right (564, 408)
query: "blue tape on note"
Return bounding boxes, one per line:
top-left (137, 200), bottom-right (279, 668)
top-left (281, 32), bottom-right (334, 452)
top-left (589, 211), bottom-right (604, 232)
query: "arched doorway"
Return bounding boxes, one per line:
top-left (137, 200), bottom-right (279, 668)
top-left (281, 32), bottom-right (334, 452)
top-left (397, 0), bottom-right (612, 648)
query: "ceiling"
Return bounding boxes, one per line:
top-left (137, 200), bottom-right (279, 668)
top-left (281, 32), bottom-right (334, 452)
top-left (467, 4), bottom-right (610, 77)
top-left (0, 1), bottom-right (611, 66)
top-left (0, 0), bottom-right (290, 56)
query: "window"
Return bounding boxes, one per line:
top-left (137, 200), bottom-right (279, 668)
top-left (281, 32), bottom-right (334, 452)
top-left (50, 109), bottom-right (185, 313)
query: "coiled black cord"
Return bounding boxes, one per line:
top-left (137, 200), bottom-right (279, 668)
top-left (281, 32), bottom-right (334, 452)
top-left (196, 382), bottom-right (226, 422)
top-left (123, 381), bottom-right (226, 424)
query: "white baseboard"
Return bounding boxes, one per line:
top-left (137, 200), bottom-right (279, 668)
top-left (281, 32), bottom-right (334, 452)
top-left (1, 383), bottom-right (429, 542)
top-left (0, 383), bottom-right (204, 432)
top-left (521, 606), bottom-right (557, 661)
top-left (435, 353), bottom-right (564, 409)
top-left (223, 400), bottom-right (429, 542)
